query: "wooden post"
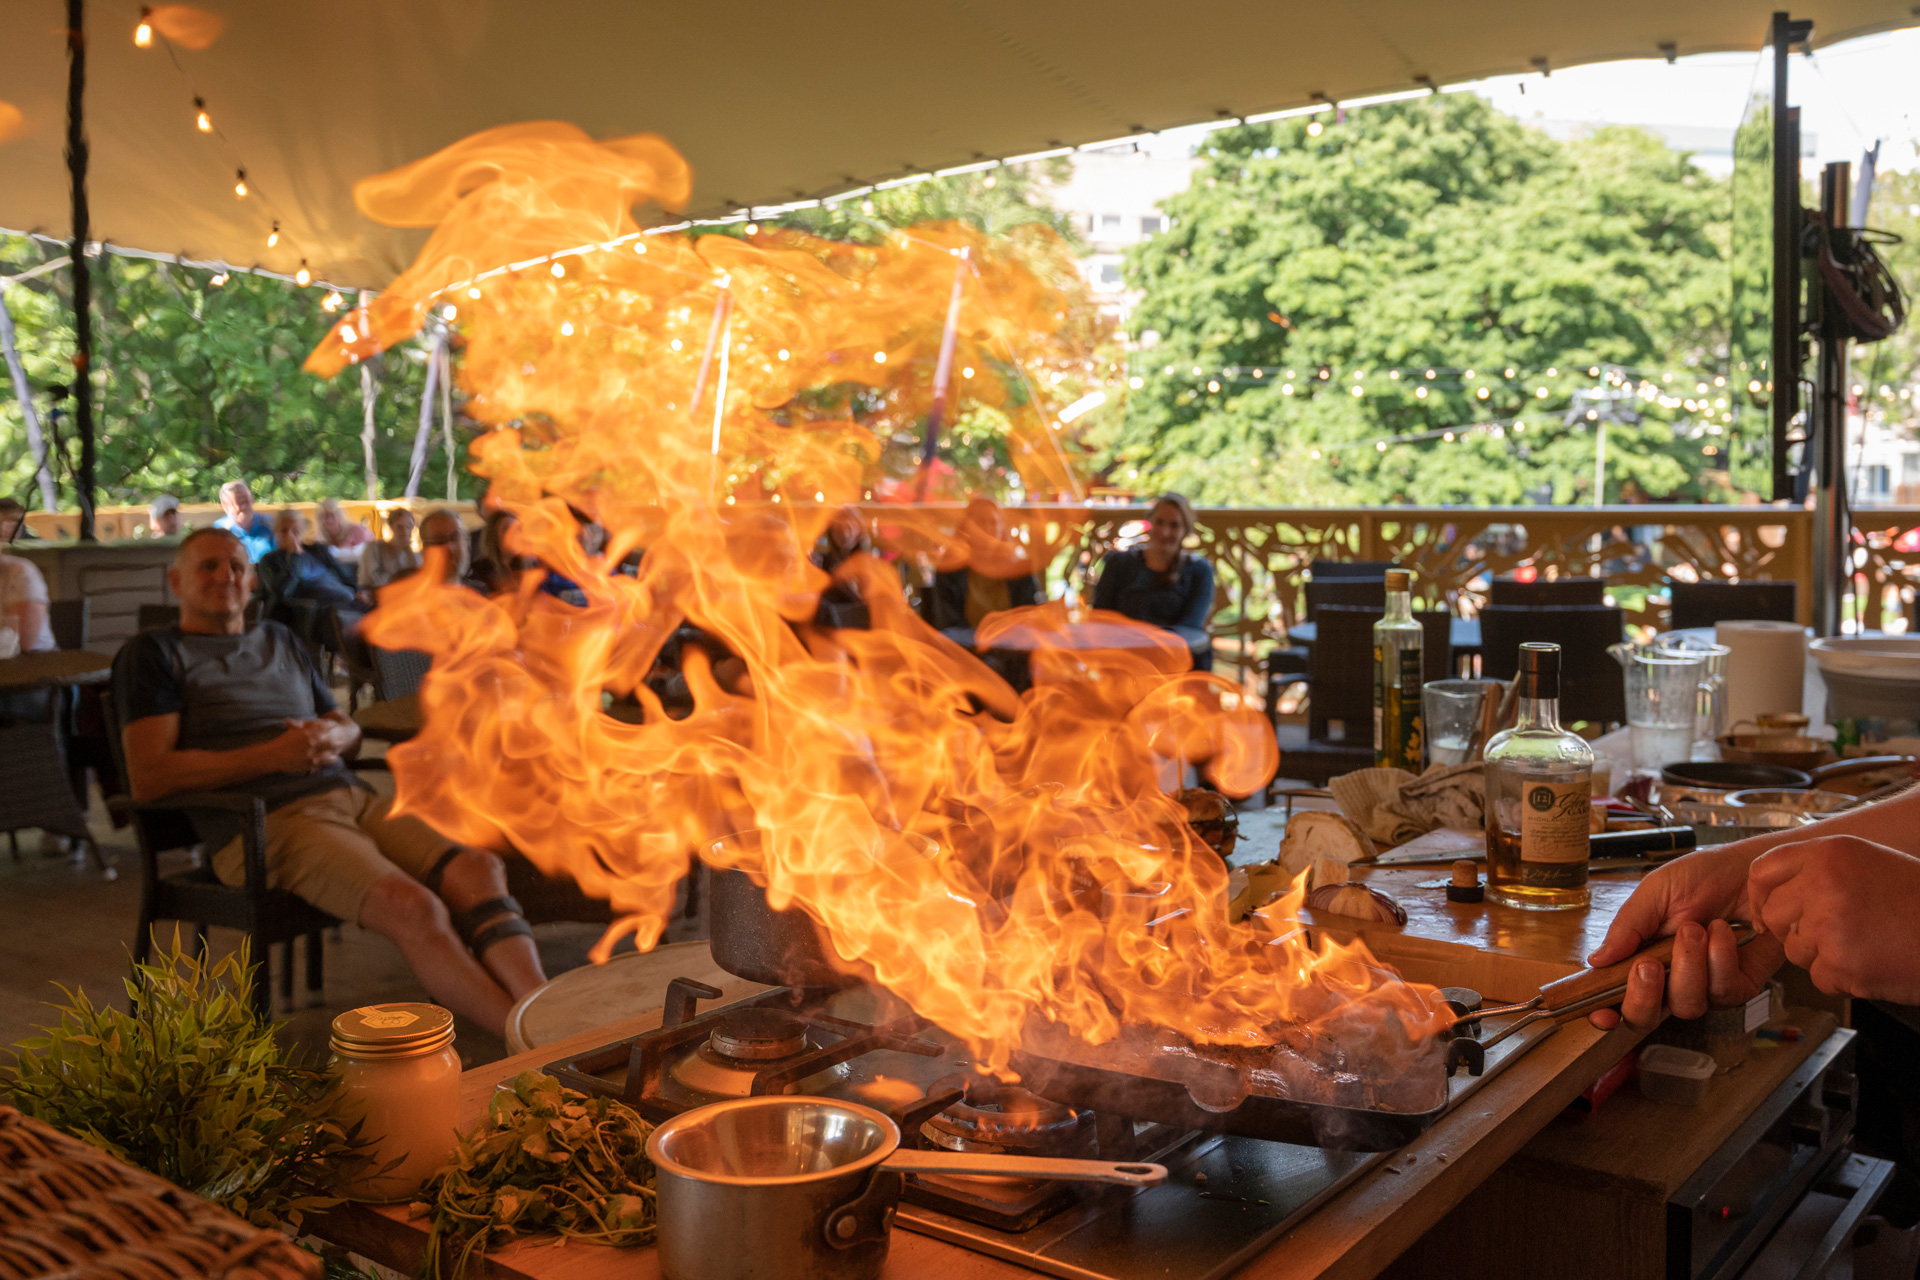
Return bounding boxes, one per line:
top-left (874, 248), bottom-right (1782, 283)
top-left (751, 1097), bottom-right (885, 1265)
top-left (65, 0), bottom-right (96, 540)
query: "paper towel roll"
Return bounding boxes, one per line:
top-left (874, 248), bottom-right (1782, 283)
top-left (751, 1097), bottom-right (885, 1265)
top-left (1717, 620), bottom-right (1807, 728)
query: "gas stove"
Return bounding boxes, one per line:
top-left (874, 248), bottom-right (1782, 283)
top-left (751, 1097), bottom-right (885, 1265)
top-left (544, 978), bottom-right (1555, 1280)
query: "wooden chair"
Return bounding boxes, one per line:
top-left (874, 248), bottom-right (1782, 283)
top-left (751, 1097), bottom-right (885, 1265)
top-left (1667, 579), bottom-right (1798, 631)
top-left (48, 598), bottom-right (89, 651)
top-left (1487, 575), bottom-right (1607, 607)
top-left (101, 675), bottom-right (339, 1018)
top-left (1477, 604), bottom-right (1627, 727)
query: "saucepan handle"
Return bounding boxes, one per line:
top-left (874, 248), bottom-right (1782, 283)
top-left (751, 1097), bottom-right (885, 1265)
top-left (882, 1148), bottom-right (1167, 1186)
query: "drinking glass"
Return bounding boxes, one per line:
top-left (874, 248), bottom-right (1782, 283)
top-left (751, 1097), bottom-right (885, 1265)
top-left (1624, 651), bottom-right (1707, 770)
top-left (1422, 679), bottom-right (1500, 767)
top-left (1656, 636), bottom-right (1730, 745)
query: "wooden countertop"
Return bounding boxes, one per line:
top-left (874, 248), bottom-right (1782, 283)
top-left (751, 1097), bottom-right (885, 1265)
top-left (313, 873), bottom-right (1654, 1280)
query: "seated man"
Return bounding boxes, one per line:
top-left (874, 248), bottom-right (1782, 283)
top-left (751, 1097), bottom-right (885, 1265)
top-left (112, 527), bottom-right (546, 1035)
top-left (259, 509), bottom-right (362, 611)
top-left (929, 497), bottom-right (1041, 645)
top-left (214, 480), bottom-right (276, 561)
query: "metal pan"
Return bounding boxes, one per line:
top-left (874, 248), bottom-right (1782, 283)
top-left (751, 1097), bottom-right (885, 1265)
top-left (1010, 1022), bottom-right (1449, 1152)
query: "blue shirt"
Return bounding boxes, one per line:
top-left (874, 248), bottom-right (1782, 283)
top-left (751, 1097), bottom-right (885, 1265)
top-left (1091, 548), bottom-right (1215, 631)
top-left (215, 512), bottom-right (276, 562)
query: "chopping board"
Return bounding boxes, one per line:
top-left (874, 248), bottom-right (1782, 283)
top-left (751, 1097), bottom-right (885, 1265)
top-left (1302, 867), bottom-right (1644, 1004)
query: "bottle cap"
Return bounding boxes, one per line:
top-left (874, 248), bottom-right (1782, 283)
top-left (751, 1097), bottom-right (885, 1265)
top-left (330, 1003), bottom-right (455, 1059)
top-left (1384, 569), bottom-right (1411, 592)
top-left (1517, 641), bottom-right (1561, 700)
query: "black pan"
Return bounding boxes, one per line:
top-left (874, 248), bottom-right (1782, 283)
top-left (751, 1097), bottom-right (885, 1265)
top-left (1660, 761), bottom-right (1812, 791)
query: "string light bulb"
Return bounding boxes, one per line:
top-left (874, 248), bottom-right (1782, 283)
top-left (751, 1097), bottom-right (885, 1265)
top-left (321, 290), bottom-right (342, 312)
top-left (234, 169), bottom-right (248, 198)
top-left (1306, 119), bottom-right (1324, 136)
top-left (467, 287), bottom-right (481, 299)
top-left (442, 305), bottom-right (457, 321)
top-left (744, 223), bottom-right (760, 236)
top-left (209, 271), bottom-right (228, 287)
top-left (550, 262), bottom-right (565, 278)
top-left (267, 221), bottom-right (279, 248)
top-left (134, 8), bottom-right (153, 46)
top-left (294, 261), bottom-right (311, 286)
top-left (194, 97), bottom-right (211, 132)
top-left (861, 199), bottom-right (875, 215)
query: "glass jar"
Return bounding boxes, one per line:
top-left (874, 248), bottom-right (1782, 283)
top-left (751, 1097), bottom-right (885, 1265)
top-left (329, 1003), bottom-right (461, 1202)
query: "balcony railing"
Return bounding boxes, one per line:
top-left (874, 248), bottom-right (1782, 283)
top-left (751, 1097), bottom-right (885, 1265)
top-left (1001, 504), bottom-right (1920, 690)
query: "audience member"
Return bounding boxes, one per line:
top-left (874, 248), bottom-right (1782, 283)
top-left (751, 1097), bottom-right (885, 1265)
top-left (214, 480), bottom-right (275, 561)
top-left (111, 527), bottom-right (546, 1034)
top-left (0, 542), bottom-right (55, 654)
top-left (1091, 492), bottom-right (1215, 670)
top-left (258, 510), bottom-right (361, 612)
top-left (360, 507), bottom-right (421, 589)
top-left (929, 497), bottom-right (1040, 644)
top-left (147, 495), bottom-right (183, 538)
top-left (418, 508), bottom-right (472, 583)
top-left (466, 510), bottom-right (532, 595)
top-left (0, 498), bottom-right (34, 544)
top-left (317, 497), bottom-right (374, 563)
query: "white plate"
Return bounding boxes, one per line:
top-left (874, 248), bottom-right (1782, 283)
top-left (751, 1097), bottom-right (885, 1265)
top-left (1809, 634), bottom-right (1920, 680)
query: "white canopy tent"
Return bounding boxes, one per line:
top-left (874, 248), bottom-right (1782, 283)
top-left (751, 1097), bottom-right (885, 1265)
top-left (2, 0), bottom-right (1915, 289)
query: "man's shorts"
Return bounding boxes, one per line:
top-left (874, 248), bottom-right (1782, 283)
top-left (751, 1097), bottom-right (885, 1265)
top-left (211, 787), bottom-right (457, 922)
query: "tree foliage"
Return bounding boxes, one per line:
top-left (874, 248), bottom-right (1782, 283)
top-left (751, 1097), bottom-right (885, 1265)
top-left (1, 237), bottom-right (449, 510)
top-left (1097, 96), bottom-right (1740, 506)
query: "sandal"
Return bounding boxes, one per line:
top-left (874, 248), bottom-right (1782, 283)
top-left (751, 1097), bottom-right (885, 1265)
top-left (451, 895), bottom-right (534, 957)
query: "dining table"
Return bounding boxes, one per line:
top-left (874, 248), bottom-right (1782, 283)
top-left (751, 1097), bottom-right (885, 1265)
top-left (0, 648), bottom-right (112, 692)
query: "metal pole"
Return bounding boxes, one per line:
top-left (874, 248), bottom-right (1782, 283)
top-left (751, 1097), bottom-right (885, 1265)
top-left (0, 293), bottom-right (59, 511)
top-left (65, 0), bottom-right (96, 540)
top-left (1809, 162), bottom-right (1851, 637)
top-left (404, 331), bottom-right (442, 497)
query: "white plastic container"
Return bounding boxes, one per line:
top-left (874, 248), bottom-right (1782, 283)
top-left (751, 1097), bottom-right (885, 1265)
top-left (1811, 635), bottom-right (1920, 723)
top-left (1638, 1044), bottom-right (1716, 1106)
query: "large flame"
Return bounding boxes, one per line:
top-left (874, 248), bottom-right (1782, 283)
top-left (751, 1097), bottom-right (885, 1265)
top-left (326, 128), bottom-right (1445, 1077)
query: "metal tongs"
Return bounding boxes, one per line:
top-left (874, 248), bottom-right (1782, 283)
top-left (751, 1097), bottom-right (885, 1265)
top-left (1441, 921), bottom-right (1756, 1075)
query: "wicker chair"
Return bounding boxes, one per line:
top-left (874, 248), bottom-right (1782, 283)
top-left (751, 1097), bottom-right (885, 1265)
top-left (0, 1106), bottom-right (321, 1279)
top-left (370, 645), bottom-right (432, 702)
top-left (100, 685), bottom-right (344, 1019)
top-left (47, 598), bottom-right (89, 651)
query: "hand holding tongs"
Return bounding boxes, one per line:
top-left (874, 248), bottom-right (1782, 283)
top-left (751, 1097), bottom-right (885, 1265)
top-left (1441, 921), bottom-right (1755, 1075)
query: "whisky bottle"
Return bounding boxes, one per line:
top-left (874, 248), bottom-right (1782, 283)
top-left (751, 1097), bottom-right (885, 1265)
top-left (1372, 569), bottom-right (1424, 770)
top-left (1484, 642), bottom-right (1593, 910)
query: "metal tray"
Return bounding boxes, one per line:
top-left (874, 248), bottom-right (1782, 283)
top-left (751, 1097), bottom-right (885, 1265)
top-left (1010, 1023), bottom-right (1449, 1152)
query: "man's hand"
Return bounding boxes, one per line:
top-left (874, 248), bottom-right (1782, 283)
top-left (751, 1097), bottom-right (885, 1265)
top-left (268, 718), bottom-right (342, 773)
top-left (1586, 843), bottom-right (1787, 1031)
top-left (1748, 836), bottom-right (1920, 1006)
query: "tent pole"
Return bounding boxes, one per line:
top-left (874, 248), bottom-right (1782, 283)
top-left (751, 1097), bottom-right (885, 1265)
top-left (440, 341), bottom-right (455, 500)
top-left (65, 0), bottom-right (96, 540)
top-left (0, 294), bottom-right (59, 512)
top-left (404, 331), bottom-right (442, 497)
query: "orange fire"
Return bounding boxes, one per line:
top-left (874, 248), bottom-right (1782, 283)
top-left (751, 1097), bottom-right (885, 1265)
top-left (316, 128), bottom-right (1445, 1079)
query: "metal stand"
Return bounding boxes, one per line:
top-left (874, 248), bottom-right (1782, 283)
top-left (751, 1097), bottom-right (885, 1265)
top-left (1809, 162), bottom-right (1852, 637)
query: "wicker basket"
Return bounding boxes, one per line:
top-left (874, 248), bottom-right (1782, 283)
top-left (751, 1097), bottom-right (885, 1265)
top-left (0, 1105), bottom-right (320, 1279)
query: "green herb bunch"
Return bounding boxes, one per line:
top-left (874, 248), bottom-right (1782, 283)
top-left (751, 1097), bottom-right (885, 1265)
top-left (415, 1071), bottom-right (657, 1280)
top-left (3, 939), bottom-right (369, 1229)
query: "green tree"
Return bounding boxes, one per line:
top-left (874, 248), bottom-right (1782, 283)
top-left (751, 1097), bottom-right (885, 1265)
top-left (1099, 96), bottom-right (1737, 507)
top-left (1, 237), bottom-right (453, 511)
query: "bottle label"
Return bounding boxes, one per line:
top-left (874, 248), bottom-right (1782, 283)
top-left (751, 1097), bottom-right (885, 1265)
top-left (1373, 641), bottom-right (1423, 770)
top-left (1519, 780), bottom-right (1590, 863)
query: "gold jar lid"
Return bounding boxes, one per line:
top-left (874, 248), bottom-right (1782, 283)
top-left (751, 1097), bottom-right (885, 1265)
top-left (330, 1003), bottom-right (455, 1059)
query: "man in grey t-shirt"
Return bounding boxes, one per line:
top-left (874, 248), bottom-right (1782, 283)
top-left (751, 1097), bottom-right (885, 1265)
top-left (112, 528), bottom-right (546, 1036)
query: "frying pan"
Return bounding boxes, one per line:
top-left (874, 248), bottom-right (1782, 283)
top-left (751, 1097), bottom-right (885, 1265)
top-left (1011, 933), bottom-right (1690, 1151)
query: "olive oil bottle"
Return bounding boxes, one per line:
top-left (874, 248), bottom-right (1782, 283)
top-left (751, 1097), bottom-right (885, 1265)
top-left (1484, 642), bottom-right (1594, 910)
top-left (1372, 569), bottom-right (1424, 770)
